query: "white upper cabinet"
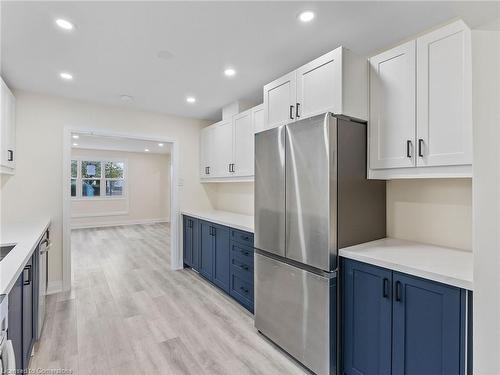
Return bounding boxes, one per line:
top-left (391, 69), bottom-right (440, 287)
top-left (369, 41), bottom-right (416, 169)
top-left (200, 104), bottom-right (261, 182)
top-left (263, 71), bottom-right (296, 130)
top-left (368, 20), bottom-right (472, 179)
top-left (262, 46), bottom-right (368, 132)
top-left (212, 120), bottom-right (233, 178)
top-left (232, 109), bottom-right (254, 177)
top-left (416, 20), bottom-right (472, 167)
top-left (0, 77), bottom-right (16, 174)
top-left (200, 125), bottom-right (215, 178)
top-left (296, 48), bottom-right (343, 119)
top-left (252, 104), bottom-right (265, 134)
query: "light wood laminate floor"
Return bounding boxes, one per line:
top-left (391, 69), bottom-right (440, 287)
top-left (30, 224), bottom-right (308, 375)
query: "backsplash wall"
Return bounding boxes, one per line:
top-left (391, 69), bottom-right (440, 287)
top-left (387, 178), bottom-right (472, 251)
top-left (210, 178), bottom-right (472, 251)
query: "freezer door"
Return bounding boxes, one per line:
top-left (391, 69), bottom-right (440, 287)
top-left (254, 253), bottom-right (336, 375)
top-left (285, 114), bottom-right (336, 271)
top-left (254, 126), bottom-right (286, 257)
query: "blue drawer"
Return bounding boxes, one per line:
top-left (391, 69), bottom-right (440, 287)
top-left (230, 229), bottom-right (254, 247)
top-left (229, 271), bottom-right (254, 313)
top-left (230, 241), bottom-right (254, 264)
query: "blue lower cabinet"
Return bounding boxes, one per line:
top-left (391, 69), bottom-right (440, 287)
top-left (343, 259), bottom-right (392, 375)
top-left (212, 224), bottom-right (230, 293)
top-left (8, 272), bottom-right (23, 371)
top-left (199, 220), bottom-right (215, 281)
top-left (342, 259), bottom-right (467, 375)
top-left (182, 215), bottom-right (254, 312)
top-left (392, 273), bottom-right (465, 375)
top-left (183, 216), bottom-right (199, 270)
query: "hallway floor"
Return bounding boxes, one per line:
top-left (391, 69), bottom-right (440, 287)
top-left (29, 223), bottom-right (307, 375)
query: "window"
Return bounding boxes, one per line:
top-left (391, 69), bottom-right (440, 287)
top-left (71, 159), bottom-right (126, 198)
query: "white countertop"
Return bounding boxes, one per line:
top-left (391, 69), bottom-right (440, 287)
top-left (181, 209), bottom-right (254, 233)
top-left (0, 217), bottom-right (51, 295)
top-left (340, 238), bottom-right (473, 290)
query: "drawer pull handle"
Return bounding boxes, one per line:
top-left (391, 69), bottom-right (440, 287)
top-left (241, 264), bottom-right (249, 271)
top-left (382, 278), bottom-right (389, 298)
top-left (240, 286), bottom-right (249, 293)
top-left (395, 281), bottom-right (402, 302)
top-left (242, 236), bottom-right (249, 241)
top-left (241, 250), bottom-right (250, 256)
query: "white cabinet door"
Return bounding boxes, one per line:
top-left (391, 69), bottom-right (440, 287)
top-left (200, 126), bottom-right (214, 178)
top-left (416, 20), bottom-right (472, 167)
top-left (252, 104), bottom-right (265, 134)
top-left (369, 41), bottom-right (416, 169)
top-left (263, 71), bottom-right (296, 130)
top-left (296, 48), bottom-right (342, 119)
top-left (0, 78), bottom-right (15, 171)
top-left (233, 109), bottom-right (254, 177)
top-left (212, 120), bottom-right (233, 178)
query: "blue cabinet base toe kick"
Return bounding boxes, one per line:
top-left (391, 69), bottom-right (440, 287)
top-left (183, 215), bottom-right (254, 313)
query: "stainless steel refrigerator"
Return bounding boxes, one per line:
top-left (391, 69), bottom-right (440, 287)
top-left (254, 113), bottom-right (386, 375)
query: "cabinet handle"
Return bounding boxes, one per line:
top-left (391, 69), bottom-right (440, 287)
top-left (23, 265), bottom-right (32, 285)
top-left (228, 163), bottom-right (232, 172)
top-left (210, 227), bottom-right (216, 236)
top-left (7, 150), bottom-right (13, 162)
top-left (418, 139), bottom-right (424, 157)
top-left (406, 140), bottom-right (412, 158)
top-left (241, 250), bottom-right (250, 256)
top-left (395, 281), bottom-right (402, 302)
top-left (241, 264), bottom-right (249, 271)
top-left (240, 286), bottom-right (249, 293)
top-left (231, 164), bottom-right (235, 173)
top-left (289, 105), bottom-right (294, 120)
top-left (207, 166), bottom-right (210, 175)
top-left (383, 278), bottom-right (389, 298)
top-left (296, 103), bottom-right (300, 118)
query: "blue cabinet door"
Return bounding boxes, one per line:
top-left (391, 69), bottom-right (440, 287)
top-left (8, 272), bottom-right (23, 371)
top-left (343, 259), bottom-right (392, 375)
top-left (22, 255), bottom-right (35, 369)
top-left (199, 221), bottom-right (214, 281)
top-left (183, 216), bottom-right (193, 267)
top-left (212, 224), bottom-right (230, 293)
top-left (191, 218), bottom-right (200, 271)
top-left (392, 273), bottom-right (465, 375)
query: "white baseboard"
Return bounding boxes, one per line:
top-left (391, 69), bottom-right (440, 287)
top-left (71, 217), bottom-right (170, 229)
top-left (46, 280), bottom-right (63, 295)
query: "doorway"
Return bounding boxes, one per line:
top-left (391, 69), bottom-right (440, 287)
top-left (62, 128), bottom-right (181, 292)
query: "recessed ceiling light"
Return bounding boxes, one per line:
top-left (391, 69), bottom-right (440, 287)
top-left (186, 96), bottom-right (196, 103)
top-left (72, 134), bottom-right (79, 139)
top-left (224, 68), bottom-right (236, 77)
top-left (60, 72), bottom-right (73, 80)
top-left (158, 143), bottom-right (164, 147)
top-left (55, 18), bottom-right (74, 30)
top-left (120, 94), bottom-right (134, 102)
top-left (298, 11), bottom-right (315, 23)
top-left (157, 50), bottom-right (174, 60)
top-left (145, 148), bottom-right (150, 152)
top-left (72, 143), bottom-right (78, 146)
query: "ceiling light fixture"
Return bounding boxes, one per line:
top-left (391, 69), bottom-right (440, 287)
top-left (186, 96), bottom-right (196, 103)
top-left (60, 72), bottom-right (73, 80)
top-left (72, 143), bottom-right (78, 146)
top-left (224, 68), bottom-right (236, 77)
top-left (158, 143), bottom-right (164, 147)
top-left (72, 134), bottom-right (79, 139)
top-left (55, 18), bottom-right (74, 30)
top-left (298, 10), bottom-right (315, 23)
top-left (145, 148), bottom-right (150, 152)
top-left (120, 94), bottom-right (134, 102)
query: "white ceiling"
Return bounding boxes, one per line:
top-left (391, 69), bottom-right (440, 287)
top-left (2, 2), bottom-right (499, 121)
top-left (71, 133), bottom-right (171, 155)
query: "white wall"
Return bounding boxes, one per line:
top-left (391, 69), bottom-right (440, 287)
top-left (387, 179), bottom-right (472, 251)
top-left (207, 182), bottom-right (254, 216)
top-left (71, 148), bottom-right (171, 228)
top-left (472, 23), bottom-right (500, 375)
top-left (0, 91), bottom-right (213, 287)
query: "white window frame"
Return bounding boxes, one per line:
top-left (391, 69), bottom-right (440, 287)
top-left (71, 157), bottom-right (128, 200)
